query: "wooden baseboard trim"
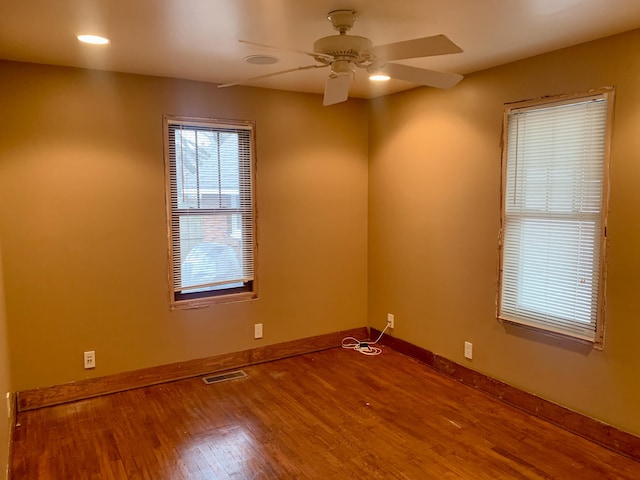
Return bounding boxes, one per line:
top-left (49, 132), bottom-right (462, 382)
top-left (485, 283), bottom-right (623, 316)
top-left (18, 327), bottom-right (368, 412)
top-left (372, 328), bottom-right (640, 463)
top-left (6, 391), bottom-right (16, 480)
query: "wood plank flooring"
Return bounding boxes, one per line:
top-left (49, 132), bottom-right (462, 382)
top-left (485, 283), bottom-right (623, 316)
top-left (10, 347), bottom-right (640, 479)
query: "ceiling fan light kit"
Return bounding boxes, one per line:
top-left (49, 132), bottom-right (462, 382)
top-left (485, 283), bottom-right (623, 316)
top-left (221, 9), bottom-right (464, 106)
top-left (330, 59), bottom-right (356, 76)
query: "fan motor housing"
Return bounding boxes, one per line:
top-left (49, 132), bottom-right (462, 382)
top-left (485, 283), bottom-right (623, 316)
top-left (313, 35), bottom-right (373, 65)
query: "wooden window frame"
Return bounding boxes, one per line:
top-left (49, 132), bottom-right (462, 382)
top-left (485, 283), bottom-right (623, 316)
top-left (163, 115), bottom-right (258, 309)
top-left (497, 88), bottom-right (614, 347)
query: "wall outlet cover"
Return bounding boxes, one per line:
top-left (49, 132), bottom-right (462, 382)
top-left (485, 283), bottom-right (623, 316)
top-left (84, 351), bottom-right (96, 369)
top-left (254, 323), bottom-right (263, 339)
top-left (464, 342), bottom-right (473, 360)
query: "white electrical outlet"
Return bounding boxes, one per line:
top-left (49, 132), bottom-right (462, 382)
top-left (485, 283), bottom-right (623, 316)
top-left (84, 351), bottom-right (96, 369)
top-left (387, 313), bottom-right (395, 329)
top-left (464, 341), bottom-right (473, 360)
top-left (254, 323), bottom-right (263, 339)
top-left (6, 392), bottom-right (11, 419)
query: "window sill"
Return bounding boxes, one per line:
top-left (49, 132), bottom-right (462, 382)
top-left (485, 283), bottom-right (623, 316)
top-left (498, 317), bottom-right (603, 351)
top-left (171, 290), bottom-right (258, 310)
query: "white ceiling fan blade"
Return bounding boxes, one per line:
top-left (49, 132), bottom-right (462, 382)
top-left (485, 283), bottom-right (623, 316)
top-left (372, 34), bottom-right (462, 61)
top-left (218, 64), bottom-right (329, 88)
top-left (382, 63), bottom-right (463, 89)
top-left (239, 40), bottom-right (333, 61)
top-left (323, 74), bottom-right (352, 106)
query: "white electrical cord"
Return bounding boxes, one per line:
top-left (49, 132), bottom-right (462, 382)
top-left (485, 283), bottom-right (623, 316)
top-left (342, 323), bottom-right (390, 356)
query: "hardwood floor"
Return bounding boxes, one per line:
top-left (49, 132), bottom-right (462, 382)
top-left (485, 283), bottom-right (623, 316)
top-left (10, 347), bottom-right (640, 479)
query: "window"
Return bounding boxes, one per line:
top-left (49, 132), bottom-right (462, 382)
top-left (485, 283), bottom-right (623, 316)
top-left (164, 116), bottom-right (257, 307)
top-left (498, 89), bottom-right (613, 345)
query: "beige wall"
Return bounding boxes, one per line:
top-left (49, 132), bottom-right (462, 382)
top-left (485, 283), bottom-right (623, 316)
top-left (369, 28), bottom-right (640, 436)
top-left (0, 245), bottom-right (11, 480)
top-left (0, 61), bottom-right (369, 391)
top-left (2, 27), bottom-right (640, 441)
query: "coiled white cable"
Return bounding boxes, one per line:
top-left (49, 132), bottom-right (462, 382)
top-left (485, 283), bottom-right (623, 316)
top-left (341, 323), bottom-right (390, 356)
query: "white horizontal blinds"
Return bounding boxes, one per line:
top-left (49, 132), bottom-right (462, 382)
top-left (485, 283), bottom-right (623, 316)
top-left (168, 120), bottom-right (254, 295)
top-left (500, 96), bottom-right (608, 341)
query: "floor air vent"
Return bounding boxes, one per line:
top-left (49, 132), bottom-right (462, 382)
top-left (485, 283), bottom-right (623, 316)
top-left (202, 370), bottom-right (248, 385)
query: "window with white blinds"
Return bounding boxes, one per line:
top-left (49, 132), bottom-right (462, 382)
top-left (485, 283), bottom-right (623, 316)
top-left (498, 90), bottom-right (613, 344)
top-left (164, 116), bottom-right (256, 307)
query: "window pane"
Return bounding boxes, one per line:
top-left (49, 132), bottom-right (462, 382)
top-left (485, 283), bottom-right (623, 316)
top-left (174, 129), bottom-right (243, 210)
top-left (179, 215), bottom-right (245, 293)
top-left (502, 217), bottom-right (599, 325)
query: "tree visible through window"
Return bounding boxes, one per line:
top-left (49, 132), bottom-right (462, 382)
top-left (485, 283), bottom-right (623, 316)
top-left (164, 116), bottom-right (256, 307)
top-left (498, 89), bottom-right (613, 345)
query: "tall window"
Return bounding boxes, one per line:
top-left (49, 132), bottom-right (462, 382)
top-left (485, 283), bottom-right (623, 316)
top-left (164, 116), bottom-right (257, 307)
top-left (498, 89), bottom-right (613, 345)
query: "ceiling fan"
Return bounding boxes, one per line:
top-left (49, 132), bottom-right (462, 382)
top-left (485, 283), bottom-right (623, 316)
top-left (218, 9), bottom-right (464, 106)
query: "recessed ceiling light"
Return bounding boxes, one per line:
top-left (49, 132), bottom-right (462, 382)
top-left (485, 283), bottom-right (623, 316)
top-left (77, 35), bottom-right (110, 45)
top-left (369, 73), bottom-right (391, 81)
top-left (244, 55), bottom-right (279, 65)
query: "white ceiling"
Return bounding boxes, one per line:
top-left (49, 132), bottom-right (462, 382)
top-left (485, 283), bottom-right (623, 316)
top-left (2, 0), bottom-right (640, 99)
